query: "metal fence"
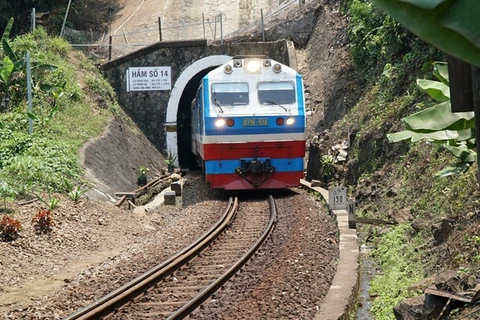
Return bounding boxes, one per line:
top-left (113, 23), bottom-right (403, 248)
top-left (56, 0), bottom-right (312, 61)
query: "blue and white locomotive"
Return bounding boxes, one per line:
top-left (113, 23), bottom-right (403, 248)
top-left (191, 55), bottom-right (306, 190)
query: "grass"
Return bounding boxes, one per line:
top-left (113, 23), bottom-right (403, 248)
top-left (0, 27), bottom-right (118, 196)
top-left (368, 224), bottom-right (428, 319)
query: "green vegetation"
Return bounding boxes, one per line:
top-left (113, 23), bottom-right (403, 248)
top-left (369, 225), bottom-right (427, 319)
top-left (0, 24), bottom-right (117, 199)
top-left (347, 0), bottom-right (443, 92)
top-left (371, 0), bottom-right (480, 67)
top-left (340, 1), bottom-right (480, 318)
top-left (388, 62), bottom-right (476, 177)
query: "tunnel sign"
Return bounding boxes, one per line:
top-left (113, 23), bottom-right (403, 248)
top-left (127, 66), bottom-right (171, 91)
top-left (329, 186), bottom-right (347, 210)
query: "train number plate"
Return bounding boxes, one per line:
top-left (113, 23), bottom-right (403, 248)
top-left (242, 118), bottom-right (269, 127)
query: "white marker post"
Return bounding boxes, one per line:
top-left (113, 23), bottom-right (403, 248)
top-left (328, 186), bottom-right (347, 210)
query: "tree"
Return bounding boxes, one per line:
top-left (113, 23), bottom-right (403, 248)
top-left (370, 1), bottom-right (480, 67)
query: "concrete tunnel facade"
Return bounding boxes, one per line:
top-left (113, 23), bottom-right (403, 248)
top-left (102, 39), bottom-right (296, 170)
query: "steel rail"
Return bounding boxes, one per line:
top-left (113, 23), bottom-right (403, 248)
top-left (62, 196), bottom-right (238, 320)
top-left (166, 195), bottom-right (277, 319)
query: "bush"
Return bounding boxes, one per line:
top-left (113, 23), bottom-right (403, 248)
top-left (0, 215), bottom-right (22, 241)
top-left (31, 209), bottom-right (55, 234)
top-left (347, 0), bottom-right (444, 91)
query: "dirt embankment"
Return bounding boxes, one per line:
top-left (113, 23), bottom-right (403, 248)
top-left (81, 115), bottom-right (166, 201)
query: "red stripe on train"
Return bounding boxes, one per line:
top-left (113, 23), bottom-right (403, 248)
top-left (205, 171), bottom-right (304, 190)
top-left (202, 141), bottom-right (305, 161)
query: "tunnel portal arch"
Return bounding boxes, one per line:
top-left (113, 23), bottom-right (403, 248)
top-left (166, 55), bottom-right (231, 167)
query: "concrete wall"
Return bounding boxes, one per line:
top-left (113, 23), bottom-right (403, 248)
top-left (102, 39), bottom-right (296, 165)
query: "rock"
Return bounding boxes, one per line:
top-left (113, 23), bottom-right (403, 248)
top-left (435, 270), bottom-right (462, 293)
top-left (386, 185), bottom-right (399, 197)
top-left (170, 173), bottom-right (181, 181)
top-left (390, 208), bottom-right (413, 224)
top-left (311, 180), bottom-right (322, 187)
top-left (143, 224), bottom-right (156, 231)
top-left (408, 276), bottom-right (435, 292)
top-left (393, 294), bottom-right (446, 320)
top-left (432, 219), bottom-right (454, 245)
top-left (411, 218), bottom-right (429, 233)
top-left (337, 149), bottom-right (348, 162)
top-left (133, 206), bottom-right (147, 215)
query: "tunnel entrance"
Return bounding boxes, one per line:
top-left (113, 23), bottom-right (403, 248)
top-left (176, 67), bottom-right (216, 169)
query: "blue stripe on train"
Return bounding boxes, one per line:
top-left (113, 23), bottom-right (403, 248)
top-left (296, 74), bottom-right (305, 116)
top-left (205, 157), bottom-right (304, 174)
top-left (204, 115), bottom-right (305, 136)
top-left (204, 77), bottom-right (210, 118)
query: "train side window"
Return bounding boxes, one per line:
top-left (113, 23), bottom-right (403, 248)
top-left (211, 82), bottom-right (249, 106)
top-left (258, 82), bottom-right (295, 105)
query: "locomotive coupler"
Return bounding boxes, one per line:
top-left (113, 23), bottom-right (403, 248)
top-left (238, 158), bottom-right (273, 173)
top-left (235, 158), bottom-right (275, 187)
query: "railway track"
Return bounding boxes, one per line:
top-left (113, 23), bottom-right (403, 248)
top-left (62, 195), bottom-right (277, 320)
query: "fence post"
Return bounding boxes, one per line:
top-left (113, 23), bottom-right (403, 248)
top-left (122, 28), bottom-right (129, 44)
top-left (261, 9), bottom-right (265, 42)
top-left (108, 35), bottom-right (112, 61)
top-left (219, 13), bottom-right (223, 44)
top-left (214, 15), bottom-right (218, 41)
top-left (60, 0), bottom-right (73, 37)
top-left (348, 199), bottom-right (356, 229)
top-left (27, 53), bottom-right (33, 134)
top-left (158, 17), bottom-right (162, 41)
top-left (202, 13), bottom-right (206, 39)
top-left (31, 8), bottom-right (36, 31)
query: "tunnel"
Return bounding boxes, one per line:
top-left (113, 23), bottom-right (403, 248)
top-left (176, 66), bottom-right (217, 169)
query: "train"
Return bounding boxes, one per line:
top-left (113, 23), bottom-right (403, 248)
top-left (190, 55), bottom-right (306, 190)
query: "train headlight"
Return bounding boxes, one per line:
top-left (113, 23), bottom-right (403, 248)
top-left (224, 65), bottom-right (233, 74)
top-left (286, 117), bottom-right (295, 126)
top-left (215, 119), bottom-right (226, 127)
top-left (272, 63), bottom-right (282, 73)
top-left (276, 118), bottom-right (285, 126)
top-left (246, 60), bottom-right (261, 73)
top-left (263, 59), bottom-right (271, 67)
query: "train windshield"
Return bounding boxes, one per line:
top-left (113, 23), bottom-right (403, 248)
top-left (258, 82), bottom-right (295, 105)
top-left (211, 83), bottom-right (249, 106)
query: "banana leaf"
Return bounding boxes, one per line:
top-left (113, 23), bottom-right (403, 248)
top-left (0, 18), bottom-right (13, 44)
top-left (0, 56), bottom-right (14, 84)
top-left (444, 144), bottom-right (477, 163)
top-left (388, 129), bottom-right (473, 143)
top-left (433, 62), bottom-right (449, 85)
top-left (416, 79), bottom-right (450, 101)
top-left (403, 101), bottom-right (474, 132)
top-left (434, 162), bottom-right (471, 177)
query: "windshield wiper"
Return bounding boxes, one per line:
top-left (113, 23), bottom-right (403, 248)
top-left (213, 90), bottom-right (224, 113)
top-left (261, 99), bottom-right (288, 112)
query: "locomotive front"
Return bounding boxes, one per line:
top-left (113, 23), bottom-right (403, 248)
top-left (191, 56), bottom-right (306, 190)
